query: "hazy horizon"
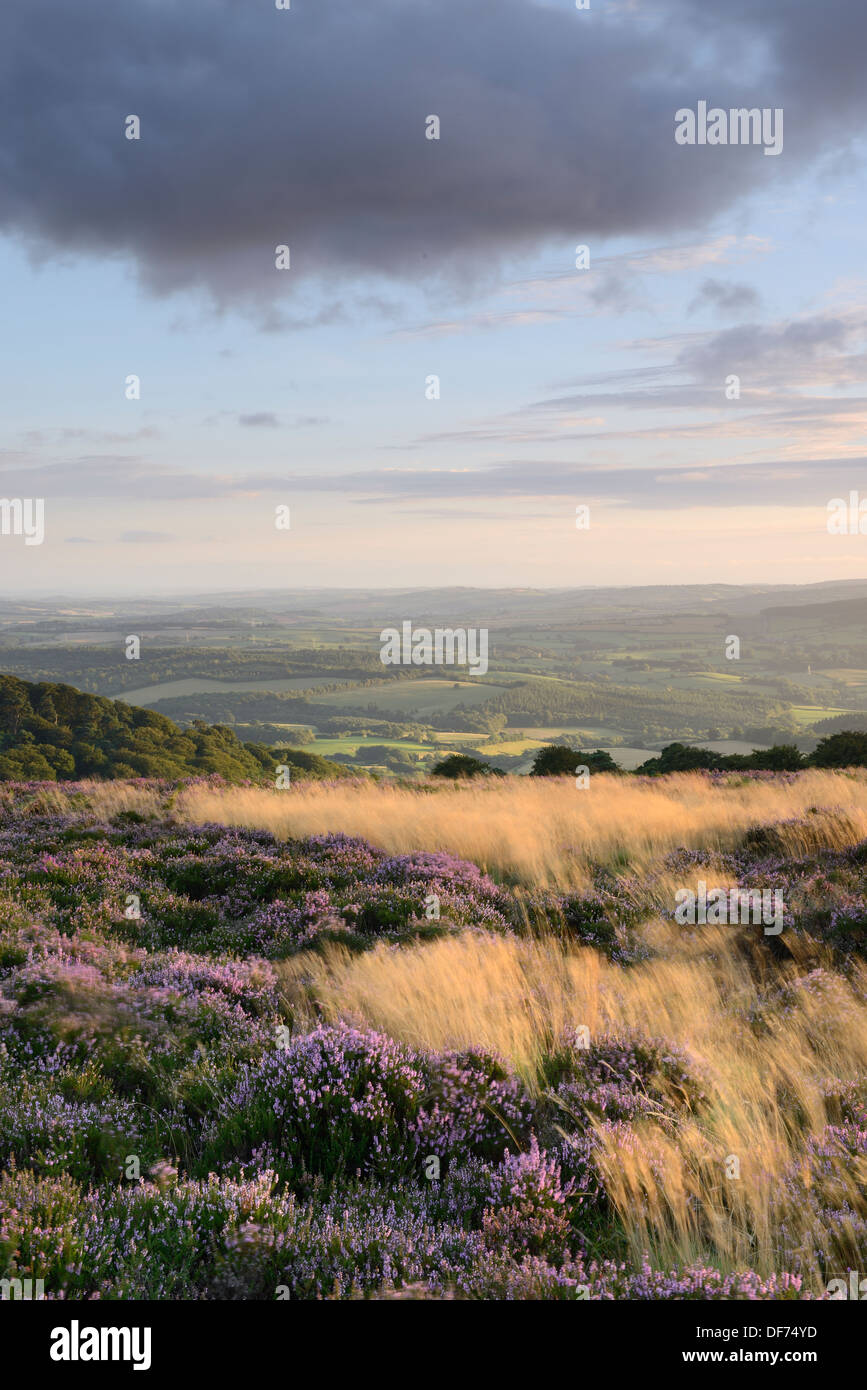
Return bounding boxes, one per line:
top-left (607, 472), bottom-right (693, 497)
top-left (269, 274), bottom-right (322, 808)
top-left (8, 577), bottom-right (867, 603)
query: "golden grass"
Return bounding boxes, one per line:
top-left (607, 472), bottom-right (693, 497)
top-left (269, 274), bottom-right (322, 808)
top-left (178, 769), bottom-right (867, 889)
top-left (593, 956), bottom-right (867, 1279)
top-left (0, 778), bottom-right (169, 820)
top-left (278, 932), bottom-right (603, 1084)
top-left (278, 925), bottom-right (867, 1286)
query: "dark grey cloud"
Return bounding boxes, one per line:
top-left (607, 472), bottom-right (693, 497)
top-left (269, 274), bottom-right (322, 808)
top-left (0, 0), bottom-right (864, 305)
top-left (689, 279), bottom-right (761, 315)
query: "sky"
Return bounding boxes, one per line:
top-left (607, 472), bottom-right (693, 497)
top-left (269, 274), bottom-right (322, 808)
top-left (1, 0), bottom-right (866, 595)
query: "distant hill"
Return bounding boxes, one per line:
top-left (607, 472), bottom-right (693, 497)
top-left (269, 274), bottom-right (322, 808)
top-left (761, 597), bottom-right (867, 624)
top-left (811, 710), bottom-right (867, 735)
top-left (0, 674), bottom-right (284, 782)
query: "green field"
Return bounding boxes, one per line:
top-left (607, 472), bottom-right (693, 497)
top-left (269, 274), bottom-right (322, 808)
top-left (823, 669), bottom-right (867, 685)
top-left (299, 737), bottom-right (439, 757)
top-left (481, 737), bottom-right (546, 756)
top-left (115, 676), bottom-right (359, 706)
top-left (790, 705), bottom-right (848, 726)
top-left (313, 678), bottom-right (507, 715)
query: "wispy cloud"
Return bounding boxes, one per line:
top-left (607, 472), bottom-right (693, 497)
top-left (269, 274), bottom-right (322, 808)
top-left (238, 413), bottom-right (280, 428)
top-left (689, 279), bottom-right (762, 316)
top-left (119, 530), bottom-right (175, 544)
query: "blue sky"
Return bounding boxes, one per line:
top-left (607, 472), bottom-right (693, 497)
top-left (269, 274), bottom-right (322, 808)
top-left (1, 0), bottom-right (866, 593)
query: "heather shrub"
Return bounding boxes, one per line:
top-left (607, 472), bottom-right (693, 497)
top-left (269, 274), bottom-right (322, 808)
top-left (481, 1138), bottom-right (576, 1261)
top-left (0, 946), bottom-right (280, 1148)
top-left (209, 1179), bottom-right (483, 1301)
top-left (540, 1030), bottom-right (706, 1128)
top-left (0, 1167), bottom-right (87, 1291)
top-left (0, 815), bottom-right (520, 958)
top-left (454, 1249), bottom-right (595, 1300)
top-left (201, 1024), bottom-right (427, 1187)
top-left (0, 1056), bottom-right (142, 1183)
top-left (209, 891), bottom-right (342, 957)
top-left (290, 832), bottom-right (383, 886)
top-left (10, 1170), bottom-right (291, 1300)
top-left (413, 1047), bottom-right (534, 1165)
top-left (778, 1118), bottom-right (867, 1283)
top-left (134, 889), bottom-right (228, 948)
top-left (594, 1259), bottom-right (809, 1301)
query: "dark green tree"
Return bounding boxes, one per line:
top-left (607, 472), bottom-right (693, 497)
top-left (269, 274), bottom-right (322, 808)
top-left (810, 732), bottom-right (867, 768)
top-left (431, 753), bottom-right (499, 779)
top-left (530, 745), bottom-right (619, 777)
